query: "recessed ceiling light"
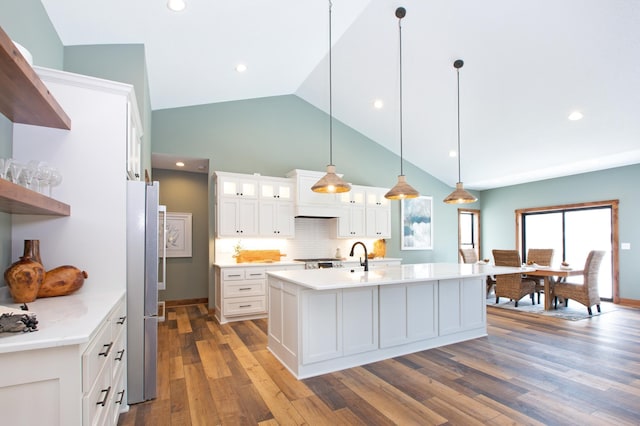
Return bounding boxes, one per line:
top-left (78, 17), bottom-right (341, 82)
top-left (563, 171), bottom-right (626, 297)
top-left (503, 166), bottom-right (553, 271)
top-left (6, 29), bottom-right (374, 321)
top-left (235, 63), bottom-right (247, 73)
top-left (167, 0), bottom-right (186, 12)
top-left (373, 99), bottom-right (384, 109)
top-left (568, 111), bottom-right (583, 121)
top-left (449, 150), bottom-right (457, 158)
top-left (176, 161), bottom-right (185, 167)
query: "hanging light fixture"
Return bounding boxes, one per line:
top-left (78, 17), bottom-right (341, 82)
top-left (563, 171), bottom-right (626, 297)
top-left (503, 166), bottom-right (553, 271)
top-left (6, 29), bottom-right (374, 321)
top-left (444, 59), bottom-right (477, 204)
top-left (385, 7), bottom-right (419, 200)
top-left (312, 1), bottom-right (351, 194)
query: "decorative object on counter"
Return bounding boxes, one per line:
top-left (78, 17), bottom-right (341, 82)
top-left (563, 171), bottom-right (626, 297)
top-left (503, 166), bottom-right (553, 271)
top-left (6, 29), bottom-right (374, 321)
top-left (23, 239), bottom-right (43, 266)
top-left (385, 7), bottom-right (419, 201)
top-left (373, 239), bottom-right (386, 258)
top-left (0, 305), bottom-right (38, 333)
top-left (4, 255), bottom-right (44, 303)
top-left (443, 59), bottom-right (477, 204)
top-left (37, 265), bottom-right (88, 298)
top-left (335, 247), bottom-right (342, 259)
top-left (234, 250), bottom-right (286, 263)
top-left (401, 196), bottom-right (433, 250)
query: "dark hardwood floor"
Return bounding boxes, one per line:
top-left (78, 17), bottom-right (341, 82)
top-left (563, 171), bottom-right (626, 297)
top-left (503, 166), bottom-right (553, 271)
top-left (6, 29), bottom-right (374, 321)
top-left (118, 302), bottom-right (640, 425)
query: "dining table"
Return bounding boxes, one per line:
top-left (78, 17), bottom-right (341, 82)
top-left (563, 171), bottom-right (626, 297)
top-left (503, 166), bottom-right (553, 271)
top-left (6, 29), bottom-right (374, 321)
top-left (525, 266), bottom-right (584, 310)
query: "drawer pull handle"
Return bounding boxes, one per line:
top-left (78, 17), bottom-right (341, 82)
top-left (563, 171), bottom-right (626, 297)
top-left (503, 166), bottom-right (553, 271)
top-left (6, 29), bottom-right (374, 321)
top-left (116, 389), bottom-right (125, 404)
top-left (240, 304), bottom-right (252, 308)
top-left (117, 316), bottom-right (126, 325)
top-left (97, 386), bottom-right (111, 407)
top-left (99, 342), bottom-right (113, 357)
top-left (248, 273), bottom-right (262, 277)
top-left (228, 274), bottom-right (242, 278)
top-left (116, 349), bottom-right (125, 361)
top-left (239, 287), bottom-right (251, 291)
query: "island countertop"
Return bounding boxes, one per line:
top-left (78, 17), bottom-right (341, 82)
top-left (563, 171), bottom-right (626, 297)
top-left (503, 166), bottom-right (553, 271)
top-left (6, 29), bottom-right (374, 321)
top-left (266, 262), bottom-right (532, 290)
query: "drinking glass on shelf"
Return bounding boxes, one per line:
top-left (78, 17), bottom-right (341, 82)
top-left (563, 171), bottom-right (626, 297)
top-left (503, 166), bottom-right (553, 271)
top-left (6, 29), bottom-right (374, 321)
top-left (0, 158), bottom-right (11, 180)
top-left (8, 161), bottom-right (24, 184)
top-left (20, 161), bottom-right (37, 189)
top-left (34, 162), bottom-right (52, 195)
top-left (48, 168), bottom-right (62, 197)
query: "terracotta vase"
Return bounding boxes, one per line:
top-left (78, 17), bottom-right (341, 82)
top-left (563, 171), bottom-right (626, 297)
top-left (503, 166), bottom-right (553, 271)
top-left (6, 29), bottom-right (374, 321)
top-left (23, 239), bottom-right (43, 266)
top-left (4, 256), bottom-right (45, 303)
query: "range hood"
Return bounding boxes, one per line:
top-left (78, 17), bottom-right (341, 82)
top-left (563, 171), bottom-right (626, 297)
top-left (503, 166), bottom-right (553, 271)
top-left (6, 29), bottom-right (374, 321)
top-left (287, 169), bottom-right (343, 218)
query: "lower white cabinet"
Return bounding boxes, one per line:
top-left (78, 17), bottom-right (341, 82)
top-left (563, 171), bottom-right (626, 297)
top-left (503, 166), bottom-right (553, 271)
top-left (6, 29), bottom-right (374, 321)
top-left (0, 294), bottom-right (127, 426)
top-left (438, 277), bottom-right (486, 335)
top-left (215, 264), bottom-right (303, 323)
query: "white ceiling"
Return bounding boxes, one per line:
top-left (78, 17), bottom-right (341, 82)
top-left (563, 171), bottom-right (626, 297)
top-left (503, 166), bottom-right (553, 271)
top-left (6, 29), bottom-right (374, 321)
top-left (41, 0), bottom-right (640, 189)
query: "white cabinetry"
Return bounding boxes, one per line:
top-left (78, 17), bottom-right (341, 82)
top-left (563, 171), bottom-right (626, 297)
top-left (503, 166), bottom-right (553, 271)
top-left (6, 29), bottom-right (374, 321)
top-left (438, 277), bottom-right (486, 335)
top-left (337, 185), bottom-right (366, 238)
top-left (365, 187), bottom-right (391, 238)
top-left (259, 177), bottom-right (295, 237)
top-left (215, 172), bottom-right (259, 237)
top-left (0, 294), bottom-right (126, 426)
top-left (214, 264), bottom-right (303, 323)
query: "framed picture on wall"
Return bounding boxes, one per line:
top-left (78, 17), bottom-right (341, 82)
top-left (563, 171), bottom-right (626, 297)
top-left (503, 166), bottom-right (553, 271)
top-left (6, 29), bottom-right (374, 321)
top-left (401, 196), bottom-right (433, 250)
top-left (165, 212), bottom-right (192, 257)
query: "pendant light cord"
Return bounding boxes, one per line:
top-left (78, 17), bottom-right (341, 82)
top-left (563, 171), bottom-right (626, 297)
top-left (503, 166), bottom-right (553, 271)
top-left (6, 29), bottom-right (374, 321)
top-left (456, 65), bottom-right (461, 183)
top-left (328, 0), bottom-right (334, 166)
top-left (398, 12), bottom-right (405, 176)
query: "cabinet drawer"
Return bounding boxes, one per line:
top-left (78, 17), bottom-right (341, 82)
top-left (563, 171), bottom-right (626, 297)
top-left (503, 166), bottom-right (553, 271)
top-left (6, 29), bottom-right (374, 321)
top-left (82, 319), bottom-right (112, 393)
top-left (225, 281), bottom-right (265, 298)
top-left (112, 328), bottom-right (126, 381)
top-left (223, 296), bottom-right (266, 316)
top-left (83, 355), bottom-right (112, 426)
top-left (111, 300), bottom-right (127, 336)
top-left (223, 268), bottom-right (266, 281)
top-left (110, 373), bottom-right (126, 426)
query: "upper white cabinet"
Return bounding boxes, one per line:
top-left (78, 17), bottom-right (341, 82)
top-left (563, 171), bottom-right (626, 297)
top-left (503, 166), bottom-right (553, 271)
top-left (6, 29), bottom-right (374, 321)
top-left (365, 187), bottom-right (391, 238)
top-left (126, 98), bottom-right (143, 181)
top-left (215, 172), bottom-right (260, 237)
top-left (259, 177), bottom-right (295, 237)
top-left (337, 185), bottom-right (366, 238)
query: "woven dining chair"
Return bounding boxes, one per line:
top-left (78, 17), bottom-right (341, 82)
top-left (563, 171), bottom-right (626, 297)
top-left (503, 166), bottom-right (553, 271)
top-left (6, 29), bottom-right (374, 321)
top-left (459, 248), bottom-right (478, 264)
top-left (526, 248), bottom-right (554, 304)
top-left (492, 249), bottom-right (536, 307)
top-left (553, 250), bottom-right (605, 315)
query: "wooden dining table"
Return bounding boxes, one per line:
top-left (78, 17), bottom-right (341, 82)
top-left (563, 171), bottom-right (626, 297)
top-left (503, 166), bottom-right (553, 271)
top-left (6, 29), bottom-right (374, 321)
top-left (525, 266), bottom-right (584, 310)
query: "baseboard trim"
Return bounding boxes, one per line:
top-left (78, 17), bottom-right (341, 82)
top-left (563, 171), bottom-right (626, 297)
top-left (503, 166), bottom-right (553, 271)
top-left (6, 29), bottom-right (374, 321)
top-left (163, 298), bottom-right (208, 308)
top-left (618, 298), bottom-right (640, 308)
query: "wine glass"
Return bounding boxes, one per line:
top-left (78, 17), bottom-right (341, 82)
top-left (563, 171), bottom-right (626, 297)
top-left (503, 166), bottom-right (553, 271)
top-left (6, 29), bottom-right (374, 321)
top-left (20, 161), bottom-right (37, 190)
top-left (34, 162), bottom-right (52, 194)
top-left (48, 168), bottom-right (62, 197)
top-left (9, 161), bottom-right (24, 184)
top-left (0, 158), bottom-right (11, 180)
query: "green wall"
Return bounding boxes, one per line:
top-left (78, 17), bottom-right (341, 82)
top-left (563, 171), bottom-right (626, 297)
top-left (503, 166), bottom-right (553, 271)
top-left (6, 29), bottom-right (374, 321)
top-left (153, 168), bottom-right (209, 301)
top-left (480, 163), bottom-right (640, 300)
top-left (151, 95), bottom-right (472, 267)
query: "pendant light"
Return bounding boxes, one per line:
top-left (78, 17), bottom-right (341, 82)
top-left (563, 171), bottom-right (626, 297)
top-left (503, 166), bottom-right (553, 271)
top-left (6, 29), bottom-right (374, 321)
top-left (312, 1), bottom-right (351, 194)
top-left (443, 59), bottom-right (477, 204)
top-left (385, 7), bottom-right (419, 200)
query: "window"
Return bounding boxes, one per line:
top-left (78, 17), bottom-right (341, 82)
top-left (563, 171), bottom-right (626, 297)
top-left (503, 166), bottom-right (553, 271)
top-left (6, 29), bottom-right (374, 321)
top-left (458, 209), bottom-right (480, 261)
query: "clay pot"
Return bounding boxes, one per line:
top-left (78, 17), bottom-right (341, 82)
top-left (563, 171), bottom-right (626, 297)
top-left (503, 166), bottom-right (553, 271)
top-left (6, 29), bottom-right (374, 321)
top-left (4, 256), bottom-right (45, 303)
top-left (38, 265), bottom-right (88, 298)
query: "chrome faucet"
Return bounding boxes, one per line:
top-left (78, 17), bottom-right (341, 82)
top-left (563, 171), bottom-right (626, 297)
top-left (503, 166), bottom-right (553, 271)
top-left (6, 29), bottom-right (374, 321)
top-left (349, 241), bottom-right (369, 272)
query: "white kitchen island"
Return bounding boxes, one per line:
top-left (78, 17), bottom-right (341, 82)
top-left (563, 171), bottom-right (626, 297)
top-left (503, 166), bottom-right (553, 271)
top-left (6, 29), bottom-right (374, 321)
top-left (267, 263), bottom-right (528, 379)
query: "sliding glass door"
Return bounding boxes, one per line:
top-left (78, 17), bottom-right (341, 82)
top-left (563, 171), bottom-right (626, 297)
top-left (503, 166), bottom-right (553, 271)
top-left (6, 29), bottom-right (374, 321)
top-left (522, 206), bottom-right (613, 299)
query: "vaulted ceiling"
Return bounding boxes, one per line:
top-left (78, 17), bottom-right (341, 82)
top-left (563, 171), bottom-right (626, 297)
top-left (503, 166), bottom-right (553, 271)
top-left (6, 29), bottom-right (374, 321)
top-left (41, 0), bottom-right (640, 189)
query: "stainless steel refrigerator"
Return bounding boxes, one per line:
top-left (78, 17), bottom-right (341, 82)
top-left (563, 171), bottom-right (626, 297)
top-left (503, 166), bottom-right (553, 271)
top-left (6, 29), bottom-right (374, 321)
top-left (126, 180), bottom-right (166, 404)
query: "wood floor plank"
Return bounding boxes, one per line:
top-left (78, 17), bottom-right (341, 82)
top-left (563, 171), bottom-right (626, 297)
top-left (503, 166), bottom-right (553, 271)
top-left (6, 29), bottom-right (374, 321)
top-left (120, 303), bottom-right (640, 426)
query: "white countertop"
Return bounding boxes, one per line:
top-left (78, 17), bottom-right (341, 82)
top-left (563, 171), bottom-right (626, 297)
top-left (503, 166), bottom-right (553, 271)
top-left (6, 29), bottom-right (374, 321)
top-left (267, 262), bottom-right (532, 290)
top-left (0, 288), bottom-right (125, 354)
top-left (213, 258), bottom-right (402, 268)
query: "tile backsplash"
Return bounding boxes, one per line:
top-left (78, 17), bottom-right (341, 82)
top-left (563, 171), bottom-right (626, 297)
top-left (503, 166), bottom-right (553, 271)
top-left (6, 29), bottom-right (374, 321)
top-left (215, 217), bottom-right (378, 263)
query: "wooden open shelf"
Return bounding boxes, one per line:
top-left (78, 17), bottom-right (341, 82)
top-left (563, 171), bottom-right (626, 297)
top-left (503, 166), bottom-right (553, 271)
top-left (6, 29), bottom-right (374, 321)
top-left (0, 26), bottom-right (71, 130)
top-left (0, 179), bottom-right (69, 216)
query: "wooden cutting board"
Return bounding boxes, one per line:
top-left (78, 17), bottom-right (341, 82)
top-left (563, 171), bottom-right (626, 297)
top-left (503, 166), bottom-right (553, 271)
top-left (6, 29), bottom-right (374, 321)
top-left (235, 250), bottom-right (286, 263)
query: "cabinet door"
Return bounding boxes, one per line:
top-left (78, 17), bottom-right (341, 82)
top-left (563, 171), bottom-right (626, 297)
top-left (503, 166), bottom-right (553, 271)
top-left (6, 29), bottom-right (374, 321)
top-left (366, 206), bottom-right (391, 238)
top-left (342, 287), bottom-right (378, 355)
top-left (218, 175), bottom-right (258, 198)
top-left (218, 198), bottom-right (258, 236)
top-left (260, 179), bottom-right (293, 201)
top-left (439, 278), bottom-right (486, 336)
top-left (302, 289), bottom-right (342, 364)
top-left (259, 199), bottom-right (294, 237)
top-left (379, 282), bottom-right (437, 347)
top-left (338, 205), bottom-right (366, 238)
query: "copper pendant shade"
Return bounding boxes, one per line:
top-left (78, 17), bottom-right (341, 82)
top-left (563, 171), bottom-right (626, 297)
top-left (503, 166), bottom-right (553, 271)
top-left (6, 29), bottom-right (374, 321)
top-left (385, 6), bottom-right (419, 200)
top-left (444, 59), bottom-right (477, 204)
top-left (312, 0), bottom-right (351, 194)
